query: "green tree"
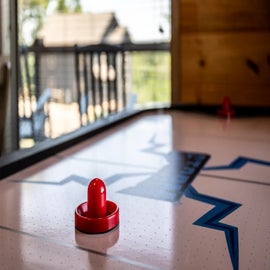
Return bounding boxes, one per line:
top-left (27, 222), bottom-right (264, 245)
top-left (71, 0), bottom-right (82, 12)
top-left (74, 0), bottom-right (82, 12)
top-left (19, 0), bottom-right (82, 44)
top-left (56, 0), bottom-right (82, 13)
top-left (19, 0), bottom-right (50, 44)
top-left (132, 52), bottom-right (171, 105)
top-left (56, 0), bottom-right (69, 12)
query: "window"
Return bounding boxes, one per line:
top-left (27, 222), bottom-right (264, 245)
top-left (1, 0), bottom-right (171, 156)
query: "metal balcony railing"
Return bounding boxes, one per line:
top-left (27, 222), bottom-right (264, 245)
top-left (75, 44), bottom-right (127, 125)
top-left (18, 43), bottom-right (170, 146)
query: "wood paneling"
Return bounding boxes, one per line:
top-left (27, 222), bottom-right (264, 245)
top-left (171, 0), bottom-right (270, 106)
top-left (182, 32), bottom-right (270, 84)
top-left (181, 0), bottom-right (270, 32)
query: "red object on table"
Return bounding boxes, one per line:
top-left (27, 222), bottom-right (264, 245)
top-left (217, 96), bottom-right (235, 118)
top-left (75, 178), bottom-right (119, 234)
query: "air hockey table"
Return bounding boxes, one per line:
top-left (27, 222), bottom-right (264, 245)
top-left (0, 109), bottom-right (269, 270)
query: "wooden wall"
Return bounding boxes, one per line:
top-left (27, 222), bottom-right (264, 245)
top-left (171, 0), bottom-right (270, 106)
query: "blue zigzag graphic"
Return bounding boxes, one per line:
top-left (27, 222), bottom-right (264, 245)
top-left (185, 185), bottom-right (241, 270)
top-left (203, 156), bottom-right (270, 170)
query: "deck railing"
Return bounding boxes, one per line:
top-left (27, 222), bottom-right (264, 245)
top-left (75, 44), bottom-right (127, 125)
top-left (19, 43), bottom-right (170, 146)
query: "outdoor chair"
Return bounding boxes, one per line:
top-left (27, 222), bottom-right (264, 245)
top-left (19, 46), bottom-right (51, 143)
top-left (19, 88), bottom-right (51, 142)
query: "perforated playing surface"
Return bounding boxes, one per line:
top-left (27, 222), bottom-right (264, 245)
top-left (0, 110), bottom-right (269, 270)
